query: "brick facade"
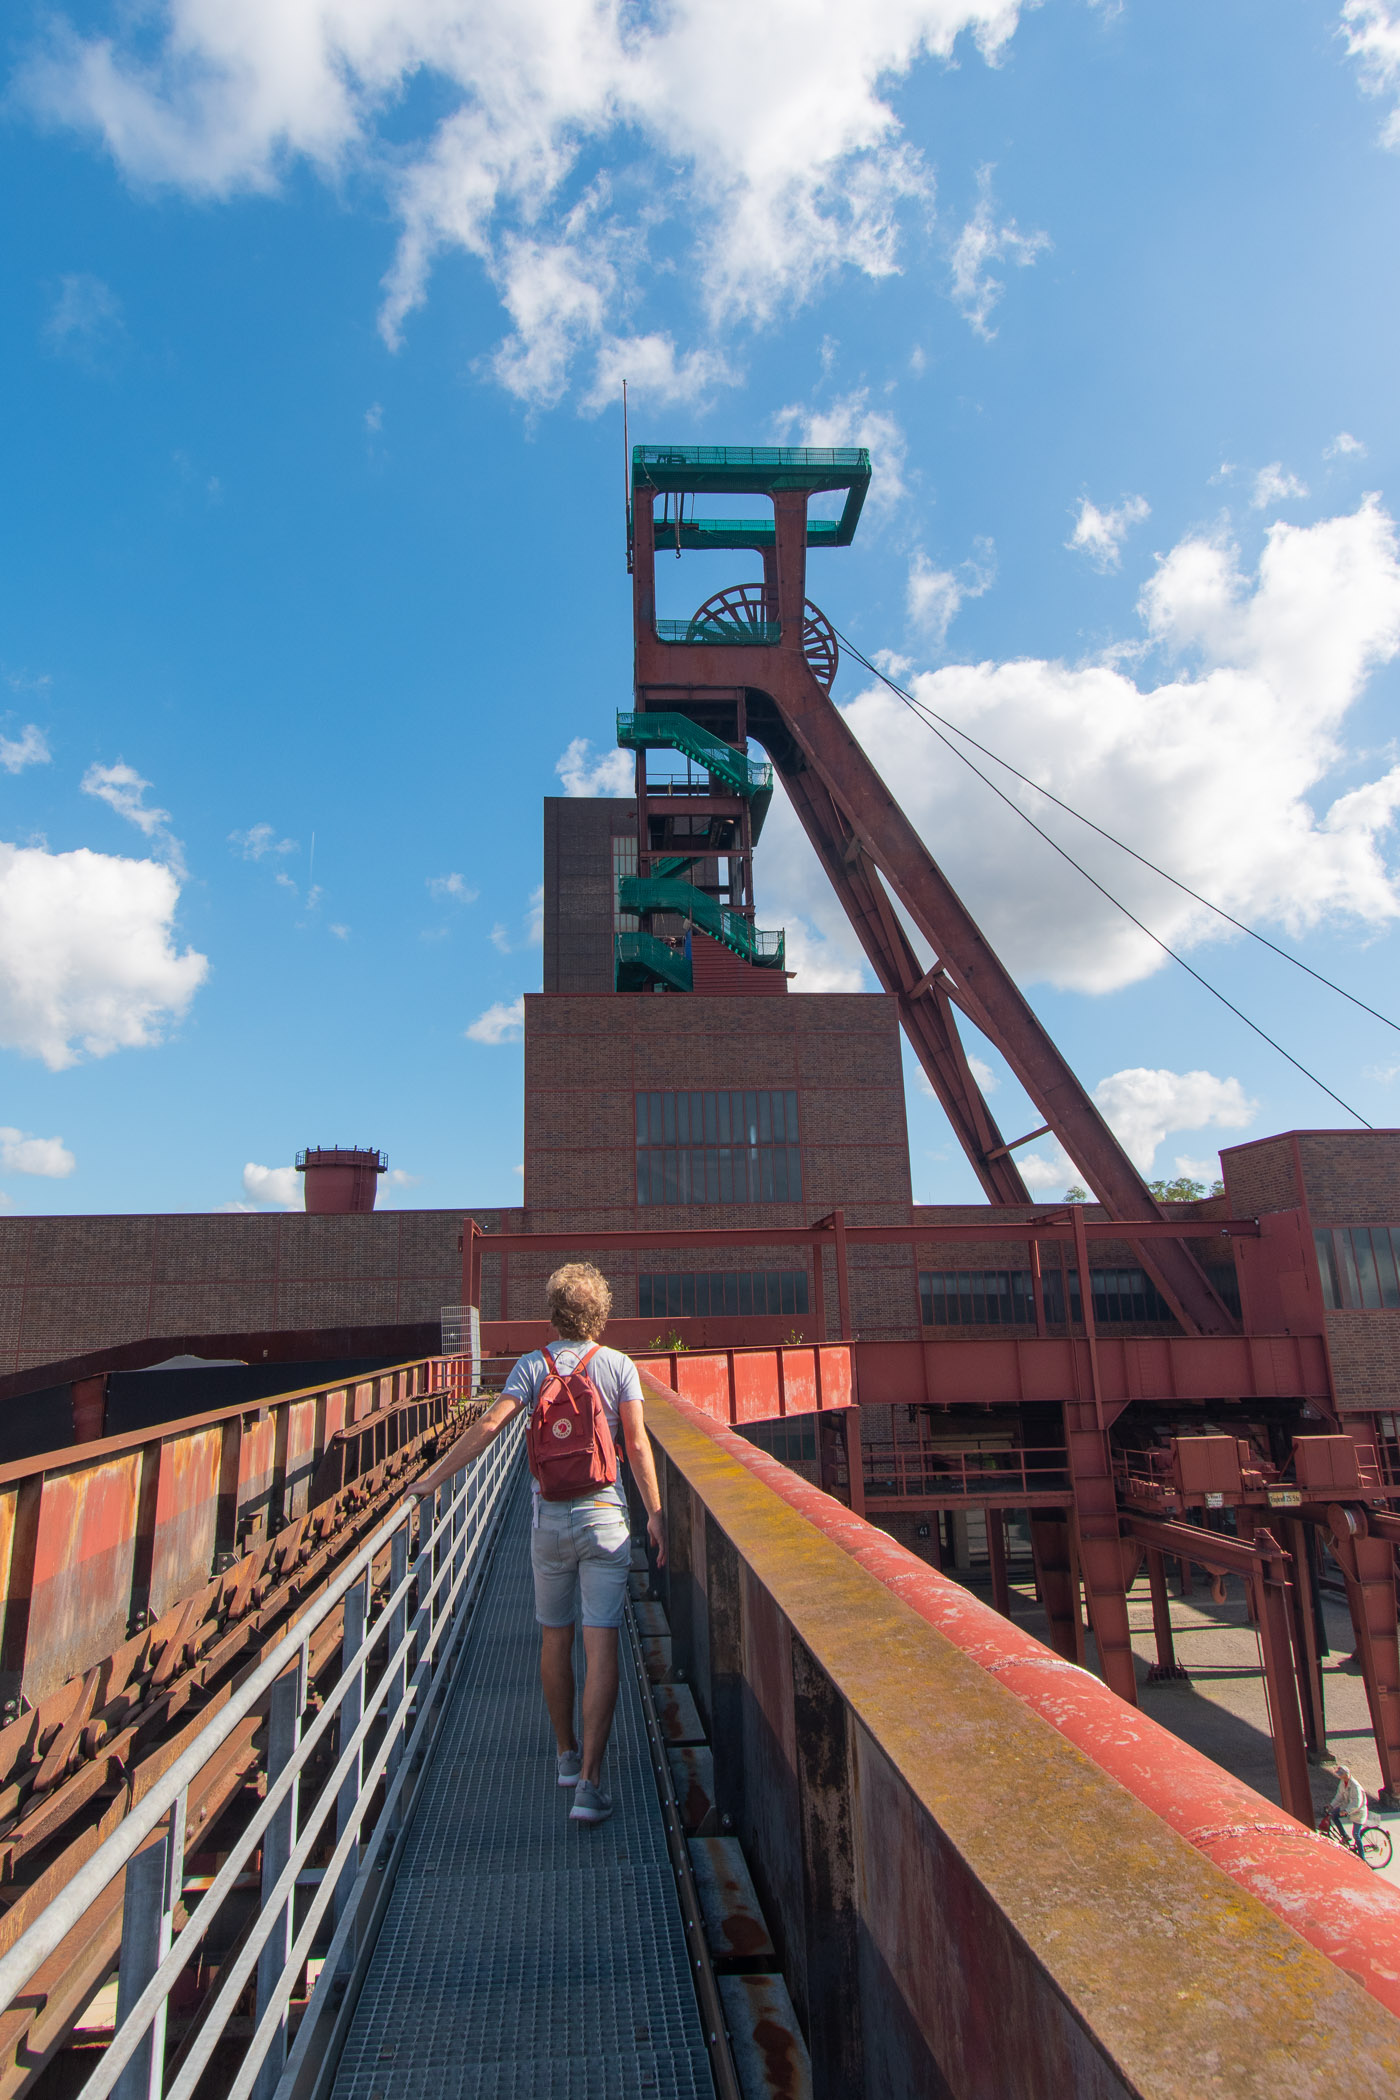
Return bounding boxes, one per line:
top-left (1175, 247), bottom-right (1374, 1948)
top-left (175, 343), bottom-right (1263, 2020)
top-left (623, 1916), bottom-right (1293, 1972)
top-left (522, 990), bottom-right (914, 1339)
top-left (1223, 1129), bottom-right (1400, 1414)
top-left (0, 1210), bottom-right (492, 1379)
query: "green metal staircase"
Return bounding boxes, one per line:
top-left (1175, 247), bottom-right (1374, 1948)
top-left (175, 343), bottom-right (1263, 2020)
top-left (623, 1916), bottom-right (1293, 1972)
top-left (615, 929), bottom-right (693, 993)
top-left (615, 711), bottom-right (774, 837)
top-left (618, 876), bottom-right (786, 969)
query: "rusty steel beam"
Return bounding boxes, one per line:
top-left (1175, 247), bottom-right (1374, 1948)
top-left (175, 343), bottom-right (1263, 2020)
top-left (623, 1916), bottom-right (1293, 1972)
top-left (776, 763), bottom-right (1031, 1202)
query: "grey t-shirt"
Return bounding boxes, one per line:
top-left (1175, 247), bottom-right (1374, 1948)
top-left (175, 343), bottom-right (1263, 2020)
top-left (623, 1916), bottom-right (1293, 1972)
top-left (501, 1341), bottom-right (644, 1445)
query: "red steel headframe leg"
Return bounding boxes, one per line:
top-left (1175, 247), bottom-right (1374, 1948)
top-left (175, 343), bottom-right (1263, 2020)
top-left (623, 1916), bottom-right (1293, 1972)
top-left (1327, 1505), bottom-right (1400, 1808)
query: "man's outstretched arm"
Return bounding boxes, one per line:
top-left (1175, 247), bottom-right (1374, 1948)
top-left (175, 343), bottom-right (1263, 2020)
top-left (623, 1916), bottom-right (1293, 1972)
top-left (619, 1399), bottom-right (667, 1567)
top-left (408, 1394), bottom-right (521, 1506)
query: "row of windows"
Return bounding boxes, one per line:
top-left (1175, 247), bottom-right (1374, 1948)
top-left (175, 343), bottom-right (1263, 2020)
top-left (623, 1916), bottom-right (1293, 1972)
top-left (636, 1090), bottom-right (802, 1207)
top-left (635, 1089), bottom-right (799, 1148)
top-left (637, 1145), bottom-right (803, 1206)
top-left (919, 1267), bottom-right (1174, 1328)
top-left (638, 1270), bottom-right (810, 1318)
top-left (1316, 1226), bottom-right (1400, 1311)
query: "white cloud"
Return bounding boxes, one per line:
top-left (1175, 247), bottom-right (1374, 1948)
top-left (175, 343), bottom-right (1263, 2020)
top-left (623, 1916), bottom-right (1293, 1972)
top-left (242, 1162), bottom-right (301, 1209)
top-left (585, 335), bottom-right (735, 414)
top-left (0, 1127), bottom-right (75, 1177)
top-left (82, 760), bottom-right (186, 876)
top-left (948, 165), bottom-right (1049, 337)
top-left (0, 725), bottom-right (51, 774)
top-left (968, 1054), bottom-right (997, 1092)
top-left (230, 822), bottom-right (296, 859)
top-left (388, 1167), bottom-right (420, 1187)
top-left (22, 1), bottom-right (1026, 407)
top-left (555, 737), bottom-right (633, 797)
top-left (43, 272), bottom-right (124, 363)
top-left (365, 401), bottom-right (382, 432)
top-left (1067, 494), bottom-right (1150, 572)
top-left (465, 994), bottom-right (526, 1043)
top-left (329, 922), bottom-right (350, 939)
top-left (0, 839), bottom-right (208, 1068)
top-left (1172, 1154), bottom-right (1222, 1187)
top-left (773, 390), bottom-right (907, 508)
top-left (1342, 1), bottom-right (1400, 149)
top-left (1326, 431), bottom-right (1368, 459)
top-left (1250, 462), bottom-right (1309, 510)
top-left (489, 887), bottom-right (545, 953)
top-left (427, 871), bottom-right (478, 902)
top-left (1091, 1068), bottom-right (1255, 1174)
top-left (907, 540), bottom-right (995, 644)
top-left (758, 498), bottom-right (1400, 996)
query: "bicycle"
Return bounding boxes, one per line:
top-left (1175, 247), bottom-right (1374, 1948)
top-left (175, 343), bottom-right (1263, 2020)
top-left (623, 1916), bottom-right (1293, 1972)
top-left (1320, 1809), bottom-right (1393, 1869)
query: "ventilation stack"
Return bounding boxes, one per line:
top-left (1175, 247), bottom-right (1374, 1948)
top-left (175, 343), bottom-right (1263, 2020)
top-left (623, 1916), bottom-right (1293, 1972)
top-left (296, 1147), bottom-right (387, 1214)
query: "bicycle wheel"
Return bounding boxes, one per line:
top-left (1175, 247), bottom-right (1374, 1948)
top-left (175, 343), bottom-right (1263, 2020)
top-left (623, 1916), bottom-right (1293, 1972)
top-left (1359, 1824), bottom-right (1393, 1869)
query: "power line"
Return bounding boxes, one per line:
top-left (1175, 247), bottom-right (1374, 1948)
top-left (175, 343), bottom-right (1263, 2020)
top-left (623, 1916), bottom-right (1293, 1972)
top-left (830, 626), bottom-right (1371, 1128)
top-left (833, 626), bottom-right (1400, 1039)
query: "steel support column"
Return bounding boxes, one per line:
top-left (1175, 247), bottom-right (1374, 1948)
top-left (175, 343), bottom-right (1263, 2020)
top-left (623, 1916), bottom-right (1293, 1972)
top-left (1144, 1550), bottom-right (1186, 1682)
top-left (1325, 1504), bottom-right (1400, 1808)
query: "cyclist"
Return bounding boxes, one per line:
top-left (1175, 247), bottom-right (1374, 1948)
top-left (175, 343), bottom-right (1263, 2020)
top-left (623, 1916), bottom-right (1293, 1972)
top-left (1327, 1763), bottom-right (1368, 1844)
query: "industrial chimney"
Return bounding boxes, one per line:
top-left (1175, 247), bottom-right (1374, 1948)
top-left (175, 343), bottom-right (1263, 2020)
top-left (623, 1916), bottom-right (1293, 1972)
top-left (296, 1147), bottom-right (388, 1214)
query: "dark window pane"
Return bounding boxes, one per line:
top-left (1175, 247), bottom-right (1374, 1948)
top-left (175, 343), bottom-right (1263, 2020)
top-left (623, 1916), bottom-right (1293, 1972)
top-left (758, 1092), bottom-right (772, 1143)
top-left (1355, 1228), bottom-right (1385, 1310)
top-left (704, 1093), bottom-right (718, 1142)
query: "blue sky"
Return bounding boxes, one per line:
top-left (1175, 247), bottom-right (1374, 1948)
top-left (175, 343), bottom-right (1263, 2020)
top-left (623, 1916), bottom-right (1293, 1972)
top-left (2, 0), bottom-right (1400, 1216)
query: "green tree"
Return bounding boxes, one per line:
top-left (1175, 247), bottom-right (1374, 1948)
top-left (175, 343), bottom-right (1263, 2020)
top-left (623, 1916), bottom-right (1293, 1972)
top-left (1147, 1175), bottom-right (1225, 1202)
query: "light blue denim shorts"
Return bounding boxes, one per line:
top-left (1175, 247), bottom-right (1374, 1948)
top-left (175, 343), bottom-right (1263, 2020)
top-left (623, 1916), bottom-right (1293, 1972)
top-left (530, 1484), bottom-right (631, 1629)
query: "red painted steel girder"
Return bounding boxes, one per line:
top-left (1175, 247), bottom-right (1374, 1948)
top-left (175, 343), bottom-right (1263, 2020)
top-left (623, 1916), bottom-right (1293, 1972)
top-left (630, 476), bottom-right (1235, 1338)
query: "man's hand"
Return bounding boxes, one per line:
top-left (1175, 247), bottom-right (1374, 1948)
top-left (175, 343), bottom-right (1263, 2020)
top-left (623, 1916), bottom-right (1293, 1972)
top-left (646, 1508), bottom-right (667, 1568)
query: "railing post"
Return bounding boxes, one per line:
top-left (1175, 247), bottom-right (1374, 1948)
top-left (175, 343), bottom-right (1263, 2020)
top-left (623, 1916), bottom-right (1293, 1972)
top-left (333, 1579), bottom-right (367, 1945)
top-left (252, 1662), bottom-right (302, 2100)
top-left (113, 1832), bottom-right (169, 2100)
top-left (386, 1527), bottom-right (408, 1828)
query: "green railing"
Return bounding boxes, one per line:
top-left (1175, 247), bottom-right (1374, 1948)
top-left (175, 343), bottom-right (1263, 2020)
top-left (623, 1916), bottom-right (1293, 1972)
top-left (653, 617), bottom-right (781, 647)
top-left (619, 876), bottom-right (786, 970)
top-left (615, 930), bottom-right (693, 994)
top-left (634, 444), bottom-right (869, 474)
top-left (615, 712), bottom-right (772, 798)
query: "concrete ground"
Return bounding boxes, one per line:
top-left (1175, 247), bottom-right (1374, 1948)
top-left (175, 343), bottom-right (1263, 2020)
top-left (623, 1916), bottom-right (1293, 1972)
top-left (967, 1563), bottom-right (1400, 1890)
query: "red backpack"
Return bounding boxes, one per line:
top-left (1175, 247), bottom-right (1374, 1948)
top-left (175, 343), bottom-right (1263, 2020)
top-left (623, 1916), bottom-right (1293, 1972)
top-left (526, 1345), bottom-right (619, 1502)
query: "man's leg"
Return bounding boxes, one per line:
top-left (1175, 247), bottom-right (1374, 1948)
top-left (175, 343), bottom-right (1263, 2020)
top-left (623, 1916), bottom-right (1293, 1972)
top-left (579, 1626), bottom-right (619, 1785)
top-left (540, 1624), bottom-right (578, 1754)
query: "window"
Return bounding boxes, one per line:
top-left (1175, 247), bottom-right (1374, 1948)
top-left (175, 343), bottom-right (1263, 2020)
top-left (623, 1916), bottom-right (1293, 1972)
top-left (919, 1266), bottom-right (1173, 1327)
top-left (635, 1090), bottom-right (801, 1205)
top-left (740, 1418), bottom-right (817, 1464)
top-left (639, 1270), bottom-right (809, 1319)
top-left (613, 833), bottom-right (638, 932)
top-left (1315, 1226), bottom-right (1400, 1310)
top-left (919, 1271), bottom-right (1035, 1327)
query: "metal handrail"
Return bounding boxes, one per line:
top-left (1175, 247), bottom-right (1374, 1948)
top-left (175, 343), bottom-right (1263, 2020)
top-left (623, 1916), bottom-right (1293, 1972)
top-left (0, 1412), bottom-right (526, 2100)
top-left (862, 1444), bottom-right (1070, 1498)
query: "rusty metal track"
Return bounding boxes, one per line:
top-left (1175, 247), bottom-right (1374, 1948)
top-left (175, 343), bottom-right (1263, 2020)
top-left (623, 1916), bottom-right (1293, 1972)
top-left (0, 1365), bottom-right (483, 2099)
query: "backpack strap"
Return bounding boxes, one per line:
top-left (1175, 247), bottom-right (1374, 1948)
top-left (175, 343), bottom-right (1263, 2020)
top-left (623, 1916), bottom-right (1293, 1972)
top-left (538, 1342), bottom-right (600, 1383)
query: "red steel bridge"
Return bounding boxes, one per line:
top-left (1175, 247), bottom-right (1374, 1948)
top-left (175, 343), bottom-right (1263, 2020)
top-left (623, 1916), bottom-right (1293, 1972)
top-left (0, 442), bottom-right (1397, 2094)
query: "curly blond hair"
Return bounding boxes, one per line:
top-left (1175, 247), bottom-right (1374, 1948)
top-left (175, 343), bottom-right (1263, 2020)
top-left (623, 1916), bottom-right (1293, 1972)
top-left (546, 1262), bottom-right (613, 1340)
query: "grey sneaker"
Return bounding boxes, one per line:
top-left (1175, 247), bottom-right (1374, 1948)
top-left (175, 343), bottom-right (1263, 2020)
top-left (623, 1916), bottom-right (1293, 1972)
top-left (569, 1778), bottom-right (613, 1824)
top-left (556, 1749), bottom-right (582, 1788)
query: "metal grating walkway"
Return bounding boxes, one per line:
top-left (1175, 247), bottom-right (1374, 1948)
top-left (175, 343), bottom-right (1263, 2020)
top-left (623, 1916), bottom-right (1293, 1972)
top-left (331, 1474), bottom-right (714, 2100)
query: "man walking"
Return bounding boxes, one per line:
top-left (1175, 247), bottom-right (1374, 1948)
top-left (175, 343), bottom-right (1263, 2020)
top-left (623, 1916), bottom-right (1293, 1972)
top-left (409, 1262), bottom-right (666, 1825)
